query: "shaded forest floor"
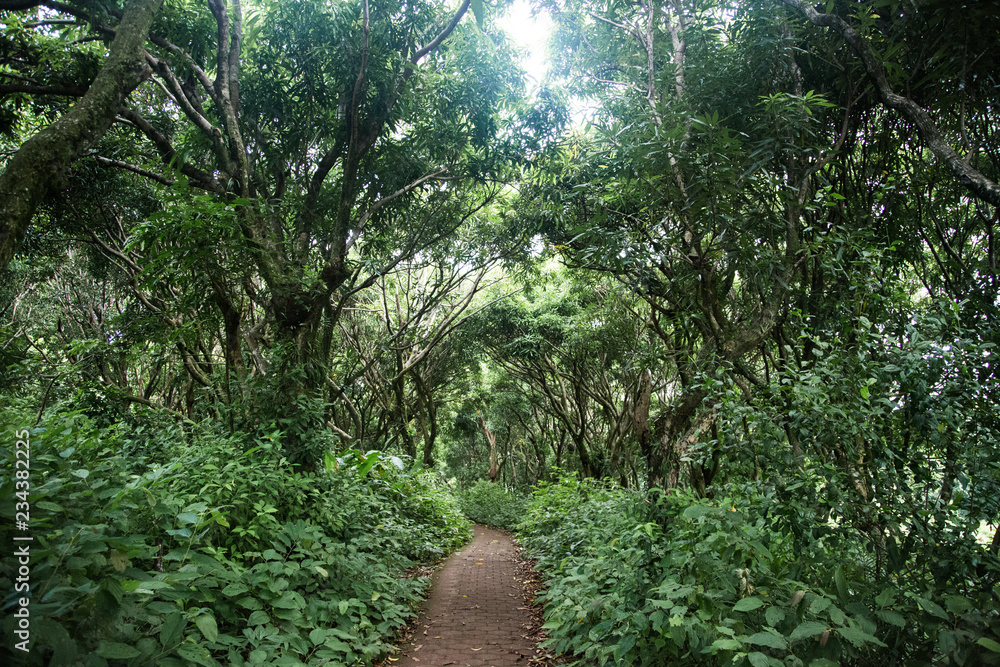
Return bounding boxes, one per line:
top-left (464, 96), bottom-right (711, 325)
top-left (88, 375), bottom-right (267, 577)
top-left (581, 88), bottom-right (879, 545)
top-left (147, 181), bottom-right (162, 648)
top-left (386, 525), bottom-right (559, 666)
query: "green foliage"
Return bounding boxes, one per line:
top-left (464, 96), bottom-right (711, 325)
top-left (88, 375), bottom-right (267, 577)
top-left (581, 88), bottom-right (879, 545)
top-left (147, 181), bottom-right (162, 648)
top-left (457, 480), bottom-right (528, 531)
top-left (519, 475), bottom-right (1000, 666)
top-left (4, 0), bottom-right (1000, 664)
top-left (0, 412), bottom-right (470, 665)
top-left (331, 448), bottom-right (472, 561)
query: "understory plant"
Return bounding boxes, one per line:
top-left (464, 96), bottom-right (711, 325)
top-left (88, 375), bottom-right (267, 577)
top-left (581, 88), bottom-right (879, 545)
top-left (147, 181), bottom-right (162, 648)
top-left (0, 411), bottom-right (470, 666)
top-left (518, 475), bottom-right (1000, 666)
top-left (457, 480), bottom-right (528, 530)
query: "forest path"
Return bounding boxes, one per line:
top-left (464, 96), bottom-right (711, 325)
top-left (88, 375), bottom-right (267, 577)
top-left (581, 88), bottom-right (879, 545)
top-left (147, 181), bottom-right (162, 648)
top-left (393, 525), bottom-right (545, 666)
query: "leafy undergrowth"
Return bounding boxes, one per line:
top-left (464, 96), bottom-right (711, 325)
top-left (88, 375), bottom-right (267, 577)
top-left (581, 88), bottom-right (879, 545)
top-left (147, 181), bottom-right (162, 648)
top-left (0, 411), bottom-right (471, 666)
top-left (457, 480), bottom-right (528, 531)
top-left (517, 476), bottom-right (1000, 667)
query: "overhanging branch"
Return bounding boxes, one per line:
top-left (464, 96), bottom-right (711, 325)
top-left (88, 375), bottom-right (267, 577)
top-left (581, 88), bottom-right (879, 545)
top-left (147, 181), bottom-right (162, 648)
top-left (0, 0), bottom-right (165, 272)
top-left (781, 0), bottom-right (1000, 207)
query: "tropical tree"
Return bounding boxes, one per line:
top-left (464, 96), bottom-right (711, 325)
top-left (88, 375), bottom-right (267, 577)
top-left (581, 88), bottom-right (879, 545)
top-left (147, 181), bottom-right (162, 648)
top-left (0, 0), bottom-right (165, 270)
top-left (2, 0), bottom-right (542, 464)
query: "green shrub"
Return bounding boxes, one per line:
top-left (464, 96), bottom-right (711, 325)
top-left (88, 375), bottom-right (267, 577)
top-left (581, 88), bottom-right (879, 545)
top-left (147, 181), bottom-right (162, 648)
top-left (332, 449), bottom-right (472, 561)
top-left (457, 480), bottom-right (528, 530)
top-left (0, 412), bottom-right (470, 665)
top-left (518, 475), bottom-right (1000, 666)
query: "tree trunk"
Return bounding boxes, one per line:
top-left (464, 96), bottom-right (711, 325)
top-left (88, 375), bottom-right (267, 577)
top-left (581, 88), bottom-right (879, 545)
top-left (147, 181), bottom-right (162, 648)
top-left (635, 368), bottom-right (653, 480)
top-left (481, 415), bottom-right (499, 481)
top-left (573, 432), bottom-right (594, 478)
top-left (648, 387), bottom-right (708, 488)
top-left (0, 0), bottom-right (165, 271)
top-left (509, 433), bottom-right (517, 485)
top-left (414, 372), bottom-right (437, 468)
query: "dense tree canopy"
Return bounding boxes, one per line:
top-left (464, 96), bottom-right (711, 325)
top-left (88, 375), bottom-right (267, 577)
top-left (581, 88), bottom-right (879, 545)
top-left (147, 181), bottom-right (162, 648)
top-left (2, 0), bottom-right (999, 664)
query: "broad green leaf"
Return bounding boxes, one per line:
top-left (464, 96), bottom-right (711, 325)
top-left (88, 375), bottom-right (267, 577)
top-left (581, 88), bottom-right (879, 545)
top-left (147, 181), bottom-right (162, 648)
top-left (177, 512), bottom-right (199, 525)
top-left (195, 613), bottom-right (218, 643)
top-left (121, 579), bottom-right (142, 592)
top-left (837, 626), bottom-right (886, 648)
top-left (916, 597), bottom-right (948, 620)
top-left (945, 595), bottom-right (971, 614)
top-left (357, 451), bottom-right (380, 476)
top-left (876, 609), bottom-right (906, 627)
top-left (109, 550), bottom-right (130, 572)
top-left (159, 612), bottom-right (186, 647)
top-left (710, 638), bottom-right (742, 651)
top-left (765, 606), bottom-right (784, 627)
top-left (978, 637), bottom-right (1000, 653)
top-left (809, 596), bottom-right (832, 614)
top-left (790, 621), bottom-right (828, 642)
top-left (746, 630), bottom-right (786, 650)
top-left (328, 628), bottom-right (357, 641)
top-left (323, 637), bottom-right (352, 652)
top-left (247, 610), bottom-right (270, 626)
top-left (614, 634), bottom-right (636, 659)
top-left (470, 0), bottom-right (485, 28)
top-left (940, 630), bottom-right (958, 656)
top-left (733, 597), bottom-right (764, 612)
top-left (834, 566), bottom-right (848, 602)
top-left (875, 588), bottom-right (896, 608)
top-left (97, 642), bottom-right (141, 658)
top-left (236, 596), bottom-right (262, 610)
top-left (135, 580), bottom-right (172, 593)
top-left (222, 582), bottom-right (249, 597)
top-left (176, 643), bottom-right (215, 666)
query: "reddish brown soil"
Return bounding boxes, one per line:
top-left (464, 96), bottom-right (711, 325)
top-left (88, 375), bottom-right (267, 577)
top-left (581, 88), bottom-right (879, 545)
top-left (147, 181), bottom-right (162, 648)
top-left (389, 525), bottom-right (555, 667)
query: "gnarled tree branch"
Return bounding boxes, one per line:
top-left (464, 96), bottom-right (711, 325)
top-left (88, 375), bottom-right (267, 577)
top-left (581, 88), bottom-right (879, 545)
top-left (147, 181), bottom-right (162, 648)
top-left (781, 0), bottom-right (1000, 207)
top-left (0, 0), bottom-right (165, 272)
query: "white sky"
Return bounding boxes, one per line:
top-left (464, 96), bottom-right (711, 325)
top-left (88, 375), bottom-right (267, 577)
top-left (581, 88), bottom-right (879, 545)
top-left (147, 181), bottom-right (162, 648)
top-left (496, 0), bottom-right (553, 87)
top-left (495, 1), bottom-right (596, 125)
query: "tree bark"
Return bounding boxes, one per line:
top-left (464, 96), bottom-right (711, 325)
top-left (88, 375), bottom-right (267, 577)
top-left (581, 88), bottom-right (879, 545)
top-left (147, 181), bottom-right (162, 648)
top-left (481, 415), bottom-right (499, 481)
top-left (0, 0), bottom-right (165, 272)
top-left (781, 0), bottom-right (1000, 207)
top-left (634, 368), bottom-right (653, 468)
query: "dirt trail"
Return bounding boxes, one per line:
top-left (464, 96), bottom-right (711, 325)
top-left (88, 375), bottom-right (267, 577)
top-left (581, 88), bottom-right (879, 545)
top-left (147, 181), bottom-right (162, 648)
top-left (395, 525), bottom-right (543, 666)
